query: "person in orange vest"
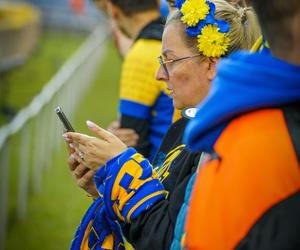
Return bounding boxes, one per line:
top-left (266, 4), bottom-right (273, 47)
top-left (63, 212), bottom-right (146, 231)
top-left (183, 0), bottom-right (300, 249)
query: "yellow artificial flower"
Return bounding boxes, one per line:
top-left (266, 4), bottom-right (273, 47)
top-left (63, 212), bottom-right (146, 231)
top-left (181, 0), bottom-right (210, 26)
top-left (197, 24), bottom-right (230, 57)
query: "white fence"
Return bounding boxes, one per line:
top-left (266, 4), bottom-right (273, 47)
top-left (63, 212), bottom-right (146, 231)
top-left (0, 24), bottom-right (109, 250)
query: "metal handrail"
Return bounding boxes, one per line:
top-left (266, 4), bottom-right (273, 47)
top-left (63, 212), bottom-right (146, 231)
top-left (0, 24), bottom-right (107, 149)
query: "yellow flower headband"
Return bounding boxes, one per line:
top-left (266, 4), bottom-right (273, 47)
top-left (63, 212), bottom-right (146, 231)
top-left (175, 0), bottom-right (231, 58)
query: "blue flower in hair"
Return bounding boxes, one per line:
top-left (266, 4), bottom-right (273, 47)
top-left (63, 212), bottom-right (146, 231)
top-left (186, 22), bottom-right (206, 37)
top-left (216, 20), bottom-right (230, 33)
top-left (175, 0), bottom-right (186, 9)
top-left (206, 1), bottom-right (216, 22)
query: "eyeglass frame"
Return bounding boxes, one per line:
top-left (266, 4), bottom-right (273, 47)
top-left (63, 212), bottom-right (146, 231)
top-left (158, 54), bottom-right (202, 78)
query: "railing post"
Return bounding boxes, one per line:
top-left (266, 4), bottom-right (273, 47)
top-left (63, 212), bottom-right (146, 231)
top-left (0, 143), bottom-right (10, 250)
top-left (45, 105), bottom-right (56, 170)
top-left (32, 115), bottom-right (43, 193)
top-left (17, 125), bottom-right (30, 220)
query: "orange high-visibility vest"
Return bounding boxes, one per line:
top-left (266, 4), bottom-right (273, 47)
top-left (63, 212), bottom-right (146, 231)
top-left (186, 108), bottom-right (300, 250)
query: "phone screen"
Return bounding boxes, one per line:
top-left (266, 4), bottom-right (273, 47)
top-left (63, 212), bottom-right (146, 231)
top-left (55, 106), bottom-right (75, 132)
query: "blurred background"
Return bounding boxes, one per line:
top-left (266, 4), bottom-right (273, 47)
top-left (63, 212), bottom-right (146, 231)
top-left (0, 0), bottom-right (123, 249)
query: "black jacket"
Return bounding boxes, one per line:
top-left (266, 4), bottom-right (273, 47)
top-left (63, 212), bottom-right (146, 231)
top-left (123, 117), bottom-right (202, 249)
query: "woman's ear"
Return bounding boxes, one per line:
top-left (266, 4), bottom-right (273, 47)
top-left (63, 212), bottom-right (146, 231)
top-left (207, 58), bottom-right (220, 81)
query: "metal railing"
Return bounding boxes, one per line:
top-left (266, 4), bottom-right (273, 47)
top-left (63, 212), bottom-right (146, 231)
top-left (0, 24), bottom-right (109, 250)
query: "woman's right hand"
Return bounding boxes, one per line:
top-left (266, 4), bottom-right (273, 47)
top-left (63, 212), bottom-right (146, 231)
top-left (68, 152), bottom-right (99, 199)
top-left (64, 121), bottom-right (128, 171)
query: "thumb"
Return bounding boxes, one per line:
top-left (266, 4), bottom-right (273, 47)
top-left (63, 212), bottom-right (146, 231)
top-left (86, 120), bottom-right (113, 141)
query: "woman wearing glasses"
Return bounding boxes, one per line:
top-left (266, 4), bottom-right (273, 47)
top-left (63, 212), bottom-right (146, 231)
top-left (64, 0), bottom-right (260, 249)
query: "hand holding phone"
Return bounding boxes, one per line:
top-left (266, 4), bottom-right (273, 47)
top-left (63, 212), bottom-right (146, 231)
top-left (55, 106), bottom-right (75, 132)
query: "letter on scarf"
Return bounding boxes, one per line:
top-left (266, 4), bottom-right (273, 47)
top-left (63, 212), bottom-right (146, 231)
top-left (95, 148), bottom-right (167, 222)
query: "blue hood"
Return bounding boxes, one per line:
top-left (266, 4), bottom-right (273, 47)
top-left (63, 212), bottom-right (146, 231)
top-left (184, 51), bottom-right (300, 152)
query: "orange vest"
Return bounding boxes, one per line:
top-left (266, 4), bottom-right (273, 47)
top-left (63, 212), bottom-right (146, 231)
top-left (186, 108), bottom-right (300, 250)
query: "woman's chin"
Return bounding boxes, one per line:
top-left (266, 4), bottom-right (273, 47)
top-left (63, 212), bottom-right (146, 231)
top-left (173, 100), bottom-right (184, 110)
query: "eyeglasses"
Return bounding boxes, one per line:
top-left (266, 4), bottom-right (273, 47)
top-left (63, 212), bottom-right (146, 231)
top-left (158, 54), bottom-right (202, 77)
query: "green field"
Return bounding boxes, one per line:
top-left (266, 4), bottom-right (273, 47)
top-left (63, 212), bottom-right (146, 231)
top-left (3, 30), bottom-right (122, 250)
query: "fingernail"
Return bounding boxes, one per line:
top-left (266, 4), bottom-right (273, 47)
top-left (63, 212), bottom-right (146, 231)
top-left (69, 143), bottom-right (75, 148)
top-left (62, 134), bottom-right (71, 142)
top-left (86, 120), bottom-right (96, 128)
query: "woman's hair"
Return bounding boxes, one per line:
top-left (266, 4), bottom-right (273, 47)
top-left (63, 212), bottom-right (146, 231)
top-left (166, 0), bottom-right (261, 56)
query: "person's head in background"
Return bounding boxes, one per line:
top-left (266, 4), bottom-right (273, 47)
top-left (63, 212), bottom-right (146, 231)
top-left (100, 0), bottom-right (160, 39)
top-left (92, 0), bottom-right (161, 56)
top-left (156, 0), bottom-right (261, 110)
top-left (252, 0), bottom-right (300, 65)
top-left (93, 0), bottom-right (108, 13)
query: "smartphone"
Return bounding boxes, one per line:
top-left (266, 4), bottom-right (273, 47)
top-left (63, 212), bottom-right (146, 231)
top-left (55, 106), bottom-right (75, 132)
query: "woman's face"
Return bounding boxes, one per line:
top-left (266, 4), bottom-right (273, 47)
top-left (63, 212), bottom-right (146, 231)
top-left (156, 23), bottom-right (216, 110)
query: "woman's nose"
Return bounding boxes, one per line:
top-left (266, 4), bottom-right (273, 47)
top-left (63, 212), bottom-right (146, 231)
top-left (156, 65), bottom-right (168, 81)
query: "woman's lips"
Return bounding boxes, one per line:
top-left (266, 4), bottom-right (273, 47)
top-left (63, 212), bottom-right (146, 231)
top-left (167, 87), bottom-right (174, 95)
